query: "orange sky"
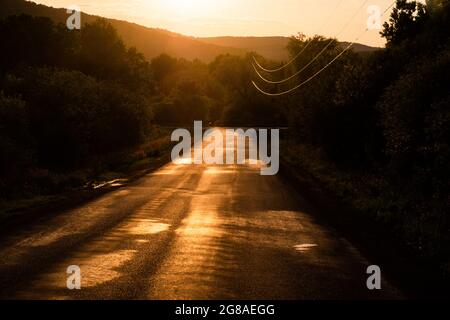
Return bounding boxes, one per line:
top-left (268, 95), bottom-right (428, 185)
top-left (31, 0), bottom-right (418, 47)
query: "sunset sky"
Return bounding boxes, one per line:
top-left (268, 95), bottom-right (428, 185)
top-left (31, 0), bottom-right (412, 47)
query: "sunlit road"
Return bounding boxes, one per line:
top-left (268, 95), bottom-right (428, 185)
top-left (0, 129), bottom-right (401, 299)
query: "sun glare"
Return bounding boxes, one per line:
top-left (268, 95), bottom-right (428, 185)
top-left (164, 0), bottom-right (215, 17)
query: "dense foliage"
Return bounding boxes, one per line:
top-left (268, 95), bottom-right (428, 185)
top-left (278, 0), bottom-right (450, 276)
top-left (0, 16), bottom-right (156, 196)
top-left (0, 15), bottom-right (283, 198)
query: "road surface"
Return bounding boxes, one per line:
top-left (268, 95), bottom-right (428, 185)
top-left (0, 128), bottom-right (401, 299)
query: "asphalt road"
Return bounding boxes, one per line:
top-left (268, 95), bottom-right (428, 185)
top-left (0, 129), bottom-right (402, 299)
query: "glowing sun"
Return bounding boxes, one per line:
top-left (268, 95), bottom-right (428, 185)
top-left (164, 0), bottom-right (216, 17)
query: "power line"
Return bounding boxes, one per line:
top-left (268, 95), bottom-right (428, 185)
top-left (252, 0), bottom-right (396, 97)
top-left (252, 37), bottom-right (337, 84)
top-left (252, 0), bottom-right (344, 73)
top-left (252, 39), bottom-right (358, 96)
top-left (253, 0), bottom-right (369, 85)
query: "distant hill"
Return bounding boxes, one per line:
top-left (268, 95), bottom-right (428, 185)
top-left (339, 42), bottom-right (380, 53)
top-left (1, 0), bottom-right (379, 62)
top-left (200, 37), bottom-right (380, 61)
top-left (0, 0), bottom-right (244, 62)
top-left (199, 36), bottom-right (292, 61)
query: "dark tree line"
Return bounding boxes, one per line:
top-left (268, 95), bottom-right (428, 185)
top-left (0, 16), bottom-right (157, 197)
top-left (0, 14), bottom-right (284, 198)
top-left (275, 0), bottom-right (449, 276)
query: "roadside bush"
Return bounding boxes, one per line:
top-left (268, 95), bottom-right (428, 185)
top-left (0, 67), bottom-right (153, 198)
top-left (0, 93), bottom-right (32, 197)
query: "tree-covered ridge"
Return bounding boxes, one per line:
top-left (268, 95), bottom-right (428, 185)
top-left (0, 14), bottom-right (284, 198)
top-left (282, 0), bottom-right (450, 278)
top-left (0, 0), bottom-right (379, 62)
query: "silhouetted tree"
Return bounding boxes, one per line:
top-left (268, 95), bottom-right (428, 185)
top-left (381, 0), bottom-right (428, 46)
